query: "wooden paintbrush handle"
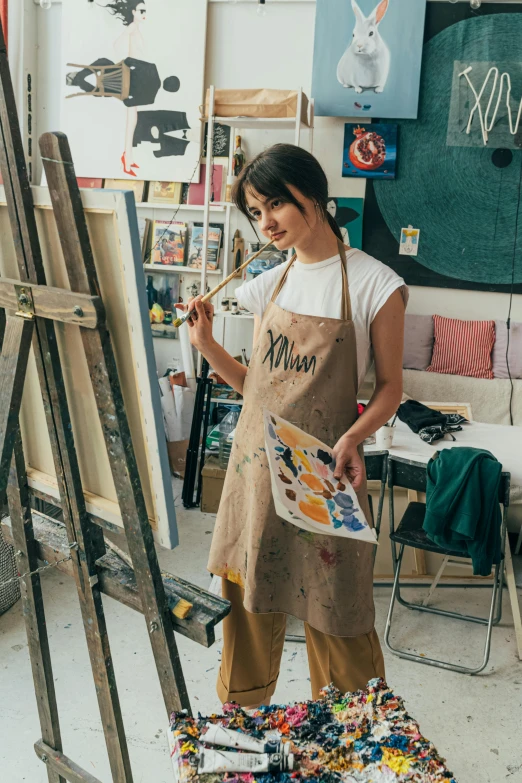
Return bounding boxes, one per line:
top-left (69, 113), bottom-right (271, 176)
top-left (200, 239), bottom-right (274, 305)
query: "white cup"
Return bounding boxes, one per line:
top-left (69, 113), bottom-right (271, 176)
top-left (375, 425), bottom-right (396, 450)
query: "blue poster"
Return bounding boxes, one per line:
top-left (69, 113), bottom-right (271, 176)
top-left (327, 197), bottom-right (364, 249)
top-left (343, 123), bottom-right (397, 179)
top-left (312, 0), bottom-right (426, 119)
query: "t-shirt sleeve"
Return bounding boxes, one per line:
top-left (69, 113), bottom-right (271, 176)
top-left (234, 263), bottom-right (288, 318)
top-left (364, 258), bottom-right (409, 326)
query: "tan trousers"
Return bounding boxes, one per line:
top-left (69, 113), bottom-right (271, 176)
top-left (217, 579), bottom-right (385, 707)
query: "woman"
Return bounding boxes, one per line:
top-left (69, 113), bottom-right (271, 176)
top-left (105, 0), bottom-right (148, 173)
top-left (105, 0), bottom-right (147, 59)
top-left (178, 144), bottom-right (406, 708)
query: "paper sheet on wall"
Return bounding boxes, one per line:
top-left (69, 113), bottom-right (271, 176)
top-left (264, 410), bottom-right (377, 544)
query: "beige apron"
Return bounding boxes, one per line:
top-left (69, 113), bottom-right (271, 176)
top-left (207, 242), bottom-right (375, 637)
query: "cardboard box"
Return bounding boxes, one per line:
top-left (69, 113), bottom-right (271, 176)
top-left (201, 456), bottom-right (227, 514)
top-left (203, 88), bottom-right (309, 122)
top-left (167, 439), bottom-right (189, 477)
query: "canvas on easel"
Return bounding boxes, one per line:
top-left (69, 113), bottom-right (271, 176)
top-left (0, 185), bottom-right (178, 548)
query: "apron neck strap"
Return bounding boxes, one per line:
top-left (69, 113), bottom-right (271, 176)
top-left (338, 241), bottom-right (352, 322)
top-left (270, 241), bottom-right (353, 321)
top-left (270, 253), bottom-right (296, 303)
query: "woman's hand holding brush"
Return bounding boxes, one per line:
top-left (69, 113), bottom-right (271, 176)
top-left (174, 296), bottom-right (215, 352)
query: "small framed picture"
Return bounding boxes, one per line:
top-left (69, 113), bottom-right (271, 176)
top-left (148, 182), bottom-right (183, 204)
top-left (104, 178), bottom-right (147, 203)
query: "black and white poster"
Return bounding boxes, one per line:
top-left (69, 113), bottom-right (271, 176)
top-left (62, 0), bottom-right (207, 181)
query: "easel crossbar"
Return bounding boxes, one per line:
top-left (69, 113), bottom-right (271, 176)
top-left (35, 741), bottom-right (103, 783)
top-left (1, 514), bottom-right (231, 647)
top-left (0, 277), bottom-right (105, 328)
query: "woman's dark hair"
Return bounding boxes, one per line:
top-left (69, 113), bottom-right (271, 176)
top-left (232, 144), bottom-right (343, 242)
top-left (105, 0), bottom-right (143, 26)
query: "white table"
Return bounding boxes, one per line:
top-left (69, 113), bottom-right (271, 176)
top-left (366, 418), bottom-right (522, 660)
top-left (366, 418), bottom-right (522, 503)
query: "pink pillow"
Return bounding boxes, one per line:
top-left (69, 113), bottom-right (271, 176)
top-left (426, 315), bottom-right (495, 379)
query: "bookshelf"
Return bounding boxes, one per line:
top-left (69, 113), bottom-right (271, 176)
top-left (144, 264), bottom-right (221, 275)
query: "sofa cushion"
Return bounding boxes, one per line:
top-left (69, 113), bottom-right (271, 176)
top-left (426, 315), bottom-right (495, 379)
top-left (492, 320), bottom-right (522, 379)
top-left (403, 314), bottom-right (434, 371)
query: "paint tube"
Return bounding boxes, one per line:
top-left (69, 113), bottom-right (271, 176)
top-left (202, 723), bottom-right (282, 754)
top-left (192, 748), bottom-right (294, 775)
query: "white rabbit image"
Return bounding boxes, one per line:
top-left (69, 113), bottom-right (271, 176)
top-left (337, 0), bottom-right (390, 94)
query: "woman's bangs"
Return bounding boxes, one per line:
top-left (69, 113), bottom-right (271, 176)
top-left (246, 168), bottom-right (290, 203)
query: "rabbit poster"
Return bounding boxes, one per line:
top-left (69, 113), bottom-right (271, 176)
top-left (312, 0), bottom-right (427, 119)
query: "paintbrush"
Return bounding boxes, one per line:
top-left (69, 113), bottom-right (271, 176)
top-left (172, 239), bottom-right (274, 328)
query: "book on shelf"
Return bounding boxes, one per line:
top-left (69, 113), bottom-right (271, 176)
top-left (148, 181), bottom-right (183, 204)
top-left (187, 162), bottom-right (225, 205)
top-left (104, 178), bottom-right (148, 203)
top-left (187, 223), bottom-right (223, 270)
top-left (150, 220), bottom-right (187, 266)
top-left (139, 217), bottom-right (153, 264)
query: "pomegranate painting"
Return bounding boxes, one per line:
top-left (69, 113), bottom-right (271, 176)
top-left (349, 126), bottom-right (387, 171)
top-left (342, 122), bottom-right (397, 179)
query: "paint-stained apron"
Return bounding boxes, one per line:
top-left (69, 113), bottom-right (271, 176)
top-left (207, 242), bottom-right (375, 637)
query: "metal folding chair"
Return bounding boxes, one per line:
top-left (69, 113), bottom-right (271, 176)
top-left (384, 454), bottom-right (510, 674)
top-left (285, 451), bottom-right (388, 643)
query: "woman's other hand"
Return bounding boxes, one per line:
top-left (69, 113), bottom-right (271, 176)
top-left (332, 434), bottom-right (364, 491)
top-left (174, 296), bottom-right (214, 352)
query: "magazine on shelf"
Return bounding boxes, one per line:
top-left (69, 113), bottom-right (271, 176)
top-left (187, 223), bottom-right (223, 270)
top-left (150, 220), bottom-right (187, 266)
top-left (187, 162), bottom-right (225, 205)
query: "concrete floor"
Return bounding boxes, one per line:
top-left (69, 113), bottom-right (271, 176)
top-left (1, 486), bottom-right (521, 783)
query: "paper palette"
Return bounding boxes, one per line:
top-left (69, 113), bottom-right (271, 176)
top-left (264, 410), bottom-right (377, 544)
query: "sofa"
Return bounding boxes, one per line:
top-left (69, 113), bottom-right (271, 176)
top-left (361, 313), bottom-right (522, 427)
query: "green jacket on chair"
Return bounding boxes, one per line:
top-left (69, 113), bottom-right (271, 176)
top-left (424, 447), bottom-right (502, 577)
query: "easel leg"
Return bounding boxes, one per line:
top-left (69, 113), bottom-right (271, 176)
top-left (8, 433), bottom-right (66, 783)
top-left (0, 314), bottom-right (34, 493)
top-left (40, 131), bottom-right (190, 716)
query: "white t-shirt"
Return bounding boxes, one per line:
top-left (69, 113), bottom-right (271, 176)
top-left (235, 249), bottom-right (408, 390)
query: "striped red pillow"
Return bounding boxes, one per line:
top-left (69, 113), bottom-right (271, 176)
top-left (426, 315), bottom-right (495, 379)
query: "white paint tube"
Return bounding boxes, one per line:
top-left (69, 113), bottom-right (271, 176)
top-left (193, 748), bottom-right (294, 775)
top-left (202, 722), bottom-right (281, 754)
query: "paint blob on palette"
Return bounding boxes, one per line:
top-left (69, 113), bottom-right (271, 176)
top-left (264, 410), bottom-right (377, 544)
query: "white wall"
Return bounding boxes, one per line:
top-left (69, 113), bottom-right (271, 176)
top-left (19, 0), bottom-right (522, 375)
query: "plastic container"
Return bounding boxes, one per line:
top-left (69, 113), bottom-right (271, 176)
top-left (206, 407), bottom-right (241, 457)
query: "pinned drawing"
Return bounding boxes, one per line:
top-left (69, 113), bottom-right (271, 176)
top-left (264, 411), bottom-right (377, 544)
top-left (399, 226), bottom-right (420, 256)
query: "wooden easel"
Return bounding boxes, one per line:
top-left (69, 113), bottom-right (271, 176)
top-left (0, 22), bottom-right (229, 782)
